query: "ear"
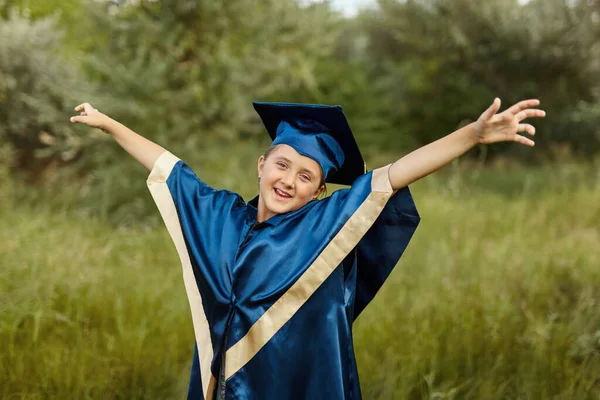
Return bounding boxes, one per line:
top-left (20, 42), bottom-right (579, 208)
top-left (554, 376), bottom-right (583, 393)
top-left (257, 155), bottom-right (265, 177)
top-left (313, 184), bottom-right (325, 199)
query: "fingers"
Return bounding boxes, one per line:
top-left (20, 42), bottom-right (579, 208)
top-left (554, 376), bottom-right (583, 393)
top-left (518, 123), bottom-right (536, 136)
top-left (74, 103), bottom-right (89, 112)
top-left (514, 134), bottom-right (535, 147)
top-left (516, 108), bottom-right (546, 121)
top-left (71, 102), bottom-right (105, 127)
top-left (480, 97), bottom-right (501, 121)
top-left (74, 102), bottom-right (97, 113)
top-left (70, 115), bottom-right (86, 123)
top-left (507, 99), bottom-right (540, 115)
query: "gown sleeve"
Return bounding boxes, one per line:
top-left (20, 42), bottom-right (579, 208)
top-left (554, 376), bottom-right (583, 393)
top-left (146, 150), bottom-right (245, 261)
top-left (146, 150), bottom-right (244, 399)
top-left (352, 185), bottom-right (420, 319)
top-left (147, 151), bottom-right (243, 231)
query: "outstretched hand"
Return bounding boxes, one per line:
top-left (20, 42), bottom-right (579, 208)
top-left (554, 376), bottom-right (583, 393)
top-left (70, 103), bottom-right (110, 132)
top-left (476, 98), bottom-right (546, 146)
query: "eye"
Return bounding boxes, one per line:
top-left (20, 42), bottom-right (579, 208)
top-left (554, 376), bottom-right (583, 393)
top-left (276, 161), bottom-right (287, 168)
top-left (300, 174), bottom-right (311, 182)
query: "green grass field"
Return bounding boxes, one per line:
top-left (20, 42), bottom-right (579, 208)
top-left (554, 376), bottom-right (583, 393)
top-left (2, 162), bottom-right (599, 399)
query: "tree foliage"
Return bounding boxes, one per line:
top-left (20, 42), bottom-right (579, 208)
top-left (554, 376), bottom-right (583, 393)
top-left (56, 0), bottom-right (343, 222)
top-left (362, 0), bottom-right (600, 158)
top-left (0, 13), bottom-right (95, 183)
top-left (2, 0), bottom-right (600, 221)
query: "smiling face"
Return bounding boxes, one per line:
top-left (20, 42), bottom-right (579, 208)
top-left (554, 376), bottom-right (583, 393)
top-left (257, 144), bottom-right (325, 222)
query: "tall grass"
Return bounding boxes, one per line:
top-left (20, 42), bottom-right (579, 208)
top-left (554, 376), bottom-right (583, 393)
top-left (355, 175), bottom-right (600, 399)
top-left (1, 204), bottom-right (192, 398)
top-left (1, 161), bottom-right (599, 399)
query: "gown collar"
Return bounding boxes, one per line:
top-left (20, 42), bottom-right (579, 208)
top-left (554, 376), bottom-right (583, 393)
top-left (246, 195), bottom-right (288, 226)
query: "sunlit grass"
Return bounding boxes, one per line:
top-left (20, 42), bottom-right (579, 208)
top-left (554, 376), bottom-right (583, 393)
top-left (355, 179), bottom-right (600, 399)
top-left (2, 161), bottom-right (599, 399)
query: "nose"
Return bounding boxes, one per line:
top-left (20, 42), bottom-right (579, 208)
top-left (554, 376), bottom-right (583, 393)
top-left (280, 171), bottom-right (294, 189)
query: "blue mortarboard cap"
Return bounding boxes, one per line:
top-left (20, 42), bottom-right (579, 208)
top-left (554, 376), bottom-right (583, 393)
top-left (253, 102), bottom-right (365, 186)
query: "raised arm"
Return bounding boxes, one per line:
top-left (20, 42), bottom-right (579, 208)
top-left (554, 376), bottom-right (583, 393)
top-left (70, 102), bottom-right (166, 171)
top-left (388, 98), bottom-right (546, 190)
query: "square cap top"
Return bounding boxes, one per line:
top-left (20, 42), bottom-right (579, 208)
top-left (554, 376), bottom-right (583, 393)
top-left (253, 101), bottom-right (365, 186)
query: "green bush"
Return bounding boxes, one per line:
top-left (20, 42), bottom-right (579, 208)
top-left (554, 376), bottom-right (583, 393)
top-left (360, 0), bottom-right (600, 158)
top-left (0, 13), bottom-right (96, 183)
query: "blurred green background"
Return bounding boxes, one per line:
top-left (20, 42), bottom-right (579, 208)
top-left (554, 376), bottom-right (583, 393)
top-left (1, 0), bottom-right (599, 398)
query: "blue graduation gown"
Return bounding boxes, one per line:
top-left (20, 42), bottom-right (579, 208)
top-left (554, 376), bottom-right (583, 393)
top-left (147, 151), bottom-right (420, 400)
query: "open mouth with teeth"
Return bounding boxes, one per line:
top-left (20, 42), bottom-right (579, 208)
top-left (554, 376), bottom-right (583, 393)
top-left (273, 188), bottom-right (292, 200)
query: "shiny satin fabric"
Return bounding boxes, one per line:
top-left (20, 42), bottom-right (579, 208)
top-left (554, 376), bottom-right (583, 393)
top-left (147, 151), bottom-right (420, 400)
